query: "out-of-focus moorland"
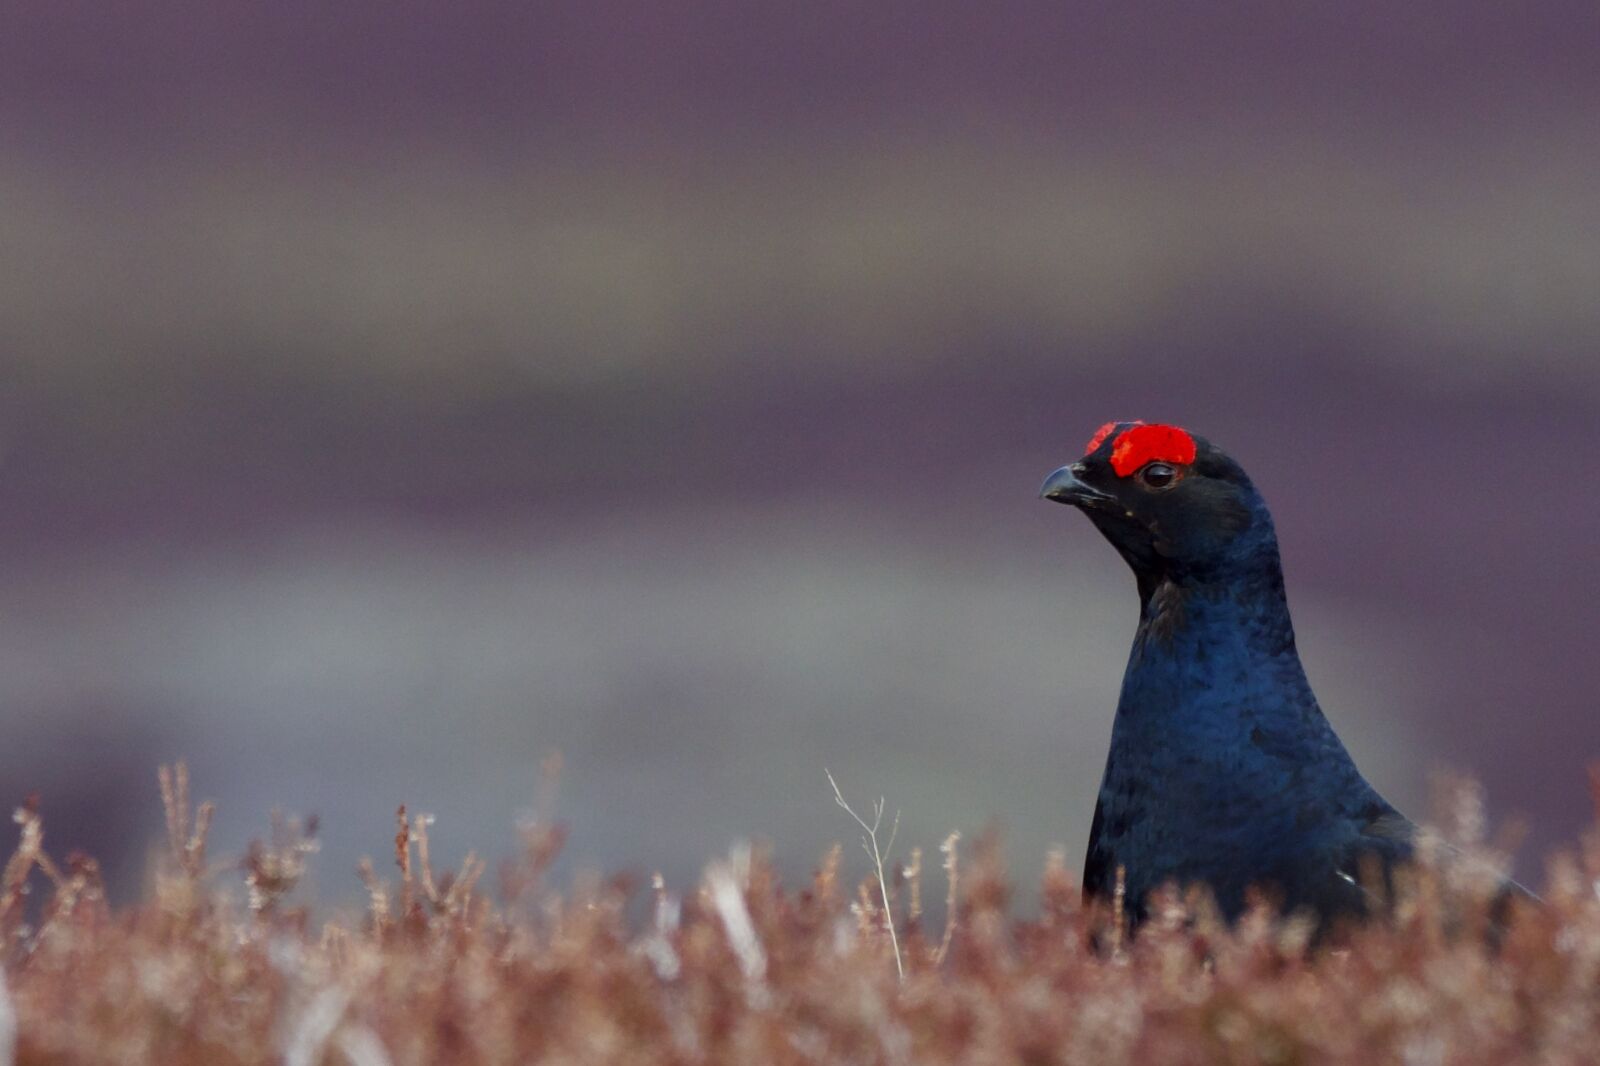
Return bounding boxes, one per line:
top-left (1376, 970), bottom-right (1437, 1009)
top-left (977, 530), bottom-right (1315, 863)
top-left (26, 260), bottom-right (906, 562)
top-left (0, 2), bottom-right (1597, 903)
top-left (0, 768), bottom-right (1590, 1065)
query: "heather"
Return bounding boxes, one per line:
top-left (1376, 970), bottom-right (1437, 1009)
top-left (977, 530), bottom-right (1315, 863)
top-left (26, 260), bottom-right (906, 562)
top-left (0, 766), bottom-right (1593, 1065)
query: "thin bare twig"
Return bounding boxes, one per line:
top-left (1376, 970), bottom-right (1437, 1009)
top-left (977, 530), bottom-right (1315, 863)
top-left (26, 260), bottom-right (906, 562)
top-left (824, 769), bottom-right (904, 982)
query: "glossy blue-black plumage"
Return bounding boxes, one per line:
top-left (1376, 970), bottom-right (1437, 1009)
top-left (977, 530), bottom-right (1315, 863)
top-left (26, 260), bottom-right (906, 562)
top-left (1048, 426), bottom-right (1413, 926)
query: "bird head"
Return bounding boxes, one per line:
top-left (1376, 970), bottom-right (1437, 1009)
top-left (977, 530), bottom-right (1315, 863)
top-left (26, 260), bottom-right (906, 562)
top-left (1041, 421), bottom-right (1276, 583)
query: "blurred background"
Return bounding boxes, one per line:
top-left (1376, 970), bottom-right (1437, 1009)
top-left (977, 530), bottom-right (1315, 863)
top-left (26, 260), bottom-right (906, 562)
top-left (1, 2), bottom-right (1596, 907)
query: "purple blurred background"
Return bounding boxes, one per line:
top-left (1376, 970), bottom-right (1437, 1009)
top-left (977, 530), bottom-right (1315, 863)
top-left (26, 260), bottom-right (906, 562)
top-left (1, 2), bottom-right (1596, 903)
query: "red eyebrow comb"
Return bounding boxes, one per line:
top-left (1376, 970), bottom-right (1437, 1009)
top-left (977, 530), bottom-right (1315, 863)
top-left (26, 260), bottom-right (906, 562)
top-left (1082, 421), bottom-right (1131, 455)
top-left (1107, 423), bottom-right (1197, 477)
top-left (1083, 422), bottom-right (1197, 477)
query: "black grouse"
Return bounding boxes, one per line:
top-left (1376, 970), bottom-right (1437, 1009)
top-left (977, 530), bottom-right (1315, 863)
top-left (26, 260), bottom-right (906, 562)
top-left (1041, 421), bottom-right (1426, 929)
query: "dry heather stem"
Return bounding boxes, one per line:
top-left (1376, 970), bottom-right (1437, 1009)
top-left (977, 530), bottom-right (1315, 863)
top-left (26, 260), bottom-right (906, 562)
top-left (934, 830), bottom-right (960, 965)
top-left (905, 845), bottom-right (923, 923)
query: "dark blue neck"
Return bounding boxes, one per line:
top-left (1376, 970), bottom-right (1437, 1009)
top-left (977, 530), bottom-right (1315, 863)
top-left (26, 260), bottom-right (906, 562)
top-left (1120, 544), bottom-right (1318, 733)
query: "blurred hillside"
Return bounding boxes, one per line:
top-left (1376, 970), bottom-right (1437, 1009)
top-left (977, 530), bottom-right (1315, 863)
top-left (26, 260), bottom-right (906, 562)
top-left (0, 2), bottom-right (1596, 901)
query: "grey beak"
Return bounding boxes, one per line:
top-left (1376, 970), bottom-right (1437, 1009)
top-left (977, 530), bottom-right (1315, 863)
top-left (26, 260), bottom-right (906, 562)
top-left (1040, 463), bottom-right (1111, 506)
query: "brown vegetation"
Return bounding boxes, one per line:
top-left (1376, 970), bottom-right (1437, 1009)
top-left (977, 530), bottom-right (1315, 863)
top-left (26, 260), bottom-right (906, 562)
top-left (0, 765), bottom-right (1594, 1065)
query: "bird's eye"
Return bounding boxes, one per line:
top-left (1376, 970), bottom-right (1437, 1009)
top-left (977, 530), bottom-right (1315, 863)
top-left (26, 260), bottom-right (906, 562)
top-left (1139, 462), bottom-right (1178, 489)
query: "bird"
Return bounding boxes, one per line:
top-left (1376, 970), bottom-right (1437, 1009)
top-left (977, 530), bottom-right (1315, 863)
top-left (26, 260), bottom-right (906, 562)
top-left (1041, 421), bottom-right (1440, 930)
